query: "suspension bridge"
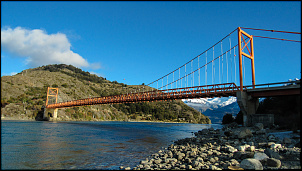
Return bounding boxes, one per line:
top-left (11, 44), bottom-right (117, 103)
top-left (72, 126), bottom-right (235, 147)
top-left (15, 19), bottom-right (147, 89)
top-left (44, 27), bottom-right (300, 126)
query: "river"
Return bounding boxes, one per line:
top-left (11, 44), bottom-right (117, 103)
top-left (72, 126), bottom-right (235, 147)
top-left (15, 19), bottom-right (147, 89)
top-left (1, 120), bottom-right (222, 170)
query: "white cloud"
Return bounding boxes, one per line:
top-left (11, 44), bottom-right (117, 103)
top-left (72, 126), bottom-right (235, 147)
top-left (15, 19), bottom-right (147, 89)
top-left (10, 72), bottom-right (17, 76)
top-left (2, 72), bottom-right (18, 76)
top-left (89, 71), bottom-right (104, 78)
top-left (1, 26), bottom-right (100, 69)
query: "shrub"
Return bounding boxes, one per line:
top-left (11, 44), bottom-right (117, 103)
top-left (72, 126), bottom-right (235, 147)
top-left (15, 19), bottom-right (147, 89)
top-left (235, 111), bottom-right (243, 125)
top-left (222, 113), bottom-right (234, 124)
top-left (61, 83), bottom-right (68, 88)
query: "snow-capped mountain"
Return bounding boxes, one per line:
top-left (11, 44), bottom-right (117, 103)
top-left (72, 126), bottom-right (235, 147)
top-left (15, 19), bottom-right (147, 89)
top-left (182, 97), bottom-right (237, 112)
top-left (182, 97), bottom-right (240, 124)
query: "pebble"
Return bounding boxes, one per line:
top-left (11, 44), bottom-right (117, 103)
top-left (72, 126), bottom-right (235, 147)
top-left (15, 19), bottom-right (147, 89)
top-left (120, 123), bottom-right (300, 170)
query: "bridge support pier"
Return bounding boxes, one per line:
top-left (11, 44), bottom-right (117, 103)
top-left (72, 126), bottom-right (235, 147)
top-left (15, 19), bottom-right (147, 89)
top-left (236, 91), bottom-right (259, 127)
top-left (43, 108), bottom-right (58, 121)
top-left (53, 108), bottom-right (58, 120)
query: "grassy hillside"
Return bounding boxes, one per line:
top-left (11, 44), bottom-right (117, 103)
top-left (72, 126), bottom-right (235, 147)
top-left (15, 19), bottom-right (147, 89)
top-left (1, 64), bottom-right (211, 124)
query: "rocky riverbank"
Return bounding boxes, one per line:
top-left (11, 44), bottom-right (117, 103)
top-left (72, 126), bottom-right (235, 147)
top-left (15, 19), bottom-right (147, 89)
top-left (121, 123), bottom-right (300, 170)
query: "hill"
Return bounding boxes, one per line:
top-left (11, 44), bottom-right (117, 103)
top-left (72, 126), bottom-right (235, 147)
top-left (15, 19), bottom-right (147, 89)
top-left (1, 64), bottom-right (211, 124)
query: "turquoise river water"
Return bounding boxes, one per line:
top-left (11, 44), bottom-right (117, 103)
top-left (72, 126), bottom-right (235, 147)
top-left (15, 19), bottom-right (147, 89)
top-left (1, 120), bottom-right (222, 170)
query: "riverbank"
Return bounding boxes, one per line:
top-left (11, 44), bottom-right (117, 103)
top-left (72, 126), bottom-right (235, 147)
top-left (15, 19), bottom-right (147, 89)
top-left (1, 116), bottom-right (35, 121)
top-left (122, 123), bottom-right (300, 170)
top-left (0, 116), bottom-right (193, 124)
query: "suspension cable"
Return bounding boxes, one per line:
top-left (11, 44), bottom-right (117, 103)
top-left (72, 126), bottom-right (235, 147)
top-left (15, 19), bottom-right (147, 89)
top-left (229, 37), bottom-right (232, 83)
top-left (167, 75), bottom-right (168, 89)
top-left (147, 27), bottom-right (300, 87)
top-left (185, 64), bottom-right (187, 87)
top-left (205, 51), bottom-right (207, 85)
top-left (234, 47), bottom-right (236, 84)
top-left (157, 44), bottom-right (238, 90)
top-left (252, 35), bottom-right (301, 43)
top-left (221, 41), bottom-right (223, 83)
top-left (212, 47), bottom-right (214, 84)
top-left (191, 60), bottom-right (193, 87)
top-left (173, 71), bottom-right (174, 89)
top-left (240, 27), bottom-right (301, 34)
top-left (198, 55), bottom-right (200, 86)
top-left (146, 28), bottom-right (238, 86)
top-left (162, 78), bottom-right (163, 90)
top-left (226, 39), bottom-right (228, 83)
top-left (219, 43), bottom-right (221, 84)
top-left (179, 68), bottom-right (180, 89)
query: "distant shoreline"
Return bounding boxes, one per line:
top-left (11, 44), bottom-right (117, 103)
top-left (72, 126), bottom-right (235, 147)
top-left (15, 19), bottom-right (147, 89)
top-left (1, 116), bottom-right (211, 124)
top-left (1, 116), bottom-right (35, 121)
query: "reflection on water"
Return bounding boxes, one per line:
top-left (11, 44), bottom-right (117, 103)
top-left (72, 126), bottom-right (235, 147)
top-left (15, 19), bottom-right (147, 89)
top-left (1, 120), bottom-right (222, 170)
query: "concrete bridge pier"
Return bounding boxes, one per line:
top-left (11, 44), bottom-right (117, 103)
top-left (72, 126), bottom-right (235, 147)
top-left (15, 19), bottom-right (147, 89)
top-left (53, 108), bottom-right (58, 120)
top-left (236, 91), bottom-right (259, 127)
top-left (43, 107), bottom-right (58, 121)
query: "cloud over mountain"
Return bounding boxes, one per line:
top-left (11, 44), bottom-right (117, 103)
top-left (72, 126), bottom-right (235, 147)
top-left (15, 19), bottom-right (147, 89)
top-left (1, 26), bottom-right (100, 69)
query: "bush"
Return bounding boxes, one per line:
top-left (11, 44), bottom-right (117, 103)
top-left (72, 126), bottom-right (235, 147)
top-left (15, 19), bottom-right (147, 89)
top-left (235, 111), bottom-right (243, 125)
top-left (61, 83), bottom-right (68, 88)
top-left (222, 113), bottom-right (234, 124)
top-left (37, 100), bottom-right (45, 105)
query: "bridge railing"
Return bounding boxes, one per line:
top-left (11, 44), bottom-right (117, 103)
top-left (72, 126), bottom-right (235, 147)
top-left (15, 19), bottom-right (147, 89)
top-left (243, 80), bottom-right (300, 90)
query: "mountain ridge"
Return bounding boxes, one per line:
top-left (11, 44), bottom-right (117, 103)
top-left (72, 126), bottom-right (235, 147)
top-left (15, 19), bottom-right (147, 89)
top-left (1, 64), bottom-right (211, 124)
top-left (183, 97), bottom-right (240, 124)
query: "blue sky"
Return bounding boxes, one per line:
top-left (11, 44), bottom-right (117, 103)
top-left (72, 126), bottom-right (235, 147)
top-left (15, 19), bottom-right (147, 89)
top-left (1, 1), bottom-right (301, 88)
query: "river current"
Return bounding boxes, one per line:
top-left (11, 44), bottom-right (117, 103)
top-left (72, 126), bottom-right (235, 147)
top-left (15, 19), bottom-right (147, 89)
top-left (1, 120), bottom-right (222, 170)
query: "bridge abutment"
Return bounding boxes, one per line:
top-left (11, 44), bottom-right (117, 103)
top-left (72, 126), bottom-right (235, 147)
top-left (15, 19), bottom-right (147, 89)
top-left (236, 91), bottom-right (259, 127)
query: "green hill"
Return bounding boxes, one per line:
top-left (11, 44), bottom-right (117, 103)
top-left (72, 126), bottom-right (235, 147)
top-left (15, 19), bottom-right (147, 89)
top-left (1, 64), bottom-right (211, 124)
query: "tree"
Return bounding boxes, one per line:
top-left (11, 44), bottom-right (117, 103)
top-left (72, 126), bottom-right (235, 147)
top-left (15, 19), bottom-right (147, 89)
top-left (235, 111), bottom-right (243, 125)
top-left (129, 103), bottom-right (136, 114)
top-left (222, 113), bottom-right (234, 124)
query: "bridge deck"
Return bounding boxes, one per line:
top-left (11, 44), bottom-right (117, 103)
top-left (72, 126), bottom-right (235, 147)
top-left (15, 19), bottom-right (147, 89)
top-left (46, 81), bottom-right (300, 109)
top-left (46, 83), bottom-right (239, 109)
top-left (246, 84), bottom-right (300, 97)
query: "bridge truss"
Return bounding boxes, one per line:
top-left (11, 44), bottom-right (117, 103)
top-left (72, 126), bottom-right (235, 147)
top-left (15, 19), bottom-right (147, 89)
top-left (46, 83), bottom-right (239, 109)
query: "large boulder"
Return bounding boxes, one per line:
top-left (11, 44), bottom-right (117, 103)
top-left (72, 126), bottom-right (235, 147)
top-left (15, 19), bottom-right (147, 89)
top-left (240, 158), bottom-right (263, 170)
top-left (254, 123), bottom-right (264, 130)
top-left (267, 158), bottom-right (281, 168)
top-left (200, 128), bottom-right (210, 135)
top-left (238, 127), bottom-right (253, 139)
top-left (253, 152), bottom-right (269, 161)
top-left (264, 148), bottom-right (283, 160)
top-left (176, 152), bottom-right (185, 160)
